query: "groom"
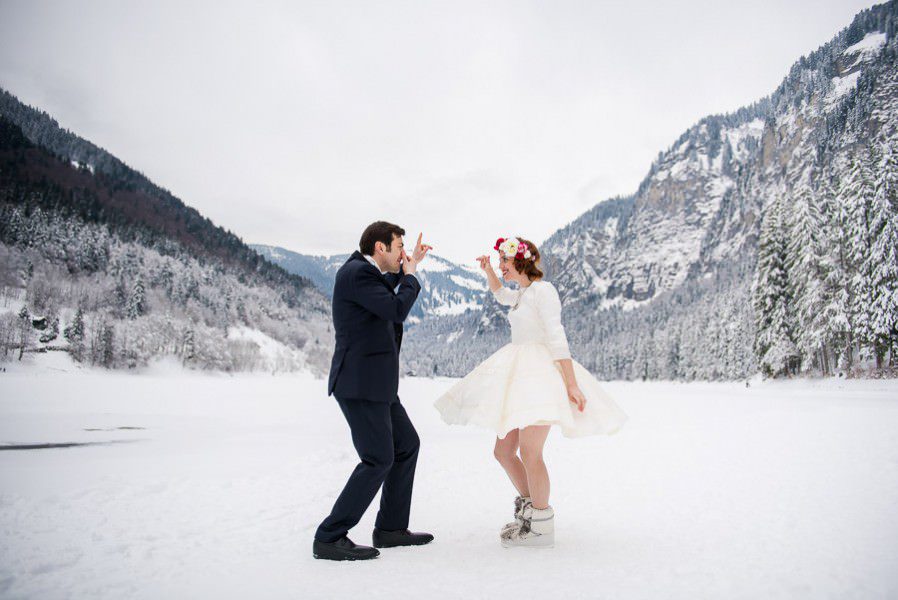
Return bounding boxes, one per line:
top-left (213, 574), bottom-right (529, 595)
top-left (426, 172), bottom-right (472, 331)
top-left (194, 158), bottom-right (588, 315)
top-left (313, 221), bottom-right (434, 561)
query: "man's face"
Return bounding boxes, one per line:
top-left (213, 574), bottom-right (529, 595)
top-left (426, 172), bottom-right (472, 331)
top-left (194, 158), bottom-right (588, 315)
top-left (377, 234), bottom-right (404, 273)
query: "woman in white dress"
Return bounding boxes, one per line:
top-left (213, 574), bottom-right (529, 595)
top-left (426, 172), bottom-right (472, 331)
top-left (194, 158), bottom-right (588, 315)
top-left (433, 236), bottom-right (628, 548)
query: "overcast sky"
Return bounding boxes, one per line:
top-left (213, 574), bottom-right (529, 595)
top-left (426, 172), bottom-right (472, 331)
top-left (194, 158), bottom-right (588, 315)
top-left (0, 0), bottom-right (879, 265)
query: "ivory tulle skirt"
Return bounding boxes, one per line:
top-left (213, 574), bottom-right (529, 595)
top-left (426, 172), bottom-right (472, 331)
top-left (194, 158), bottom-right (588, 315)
top-left (433, 342), bottom-right (628, 439)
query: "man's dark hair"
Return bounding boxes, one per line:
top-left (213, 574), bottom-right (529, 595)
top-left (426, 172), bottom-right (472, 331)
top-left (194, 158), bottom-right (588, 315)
top-left (359, 221), bottom-right (405, 255)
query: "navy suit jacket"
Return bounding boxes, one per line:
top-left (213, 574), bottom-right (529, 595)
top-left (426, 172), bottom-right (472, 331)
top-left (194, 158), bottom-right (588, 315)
top-left (327, 250), bottom-right (422, 403)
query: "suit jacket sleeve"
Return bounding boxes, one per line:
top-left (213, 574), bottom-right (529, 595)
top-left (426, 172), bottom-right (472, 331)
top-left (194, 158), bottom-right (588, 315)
top-left (353, 267), bottom-right (421, 323)
top-left (384, 267), bottom-right (405, 290)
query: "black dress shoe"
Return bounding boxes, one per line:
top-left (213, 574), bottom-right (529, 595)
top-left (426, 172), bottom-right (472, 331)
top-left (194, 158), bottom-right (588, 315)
top-left (372, 528), bottom-right (434, 548)
top-left (313, 536), bottom-right (380, 561)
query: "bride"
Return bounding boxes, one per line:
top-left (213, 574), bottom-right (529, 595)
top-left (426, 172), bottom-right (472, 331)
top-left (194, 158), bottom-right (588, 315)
top-left (433, 236), bottom-right (628, 548)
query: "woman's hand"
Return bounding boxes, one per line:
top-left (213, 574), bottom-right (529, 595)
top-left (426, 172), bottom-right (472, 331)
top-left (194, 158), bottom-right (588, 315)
top-left (567, 384), bottom-right (587, 412)
top-left (478, 254), bottom-right (503, 292)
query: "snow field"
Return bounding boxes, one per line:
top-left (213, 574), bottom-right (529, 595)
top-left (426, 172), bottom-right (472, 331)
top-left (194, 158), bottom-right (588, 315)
top-left (1, 359), bottom-right (897, 599)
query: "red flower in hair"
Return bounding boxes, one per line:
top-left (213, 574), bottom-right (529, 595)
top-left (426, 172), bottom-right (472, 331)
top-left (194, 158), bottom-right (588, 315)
top-left (493, 237), bottom-right (506, 251)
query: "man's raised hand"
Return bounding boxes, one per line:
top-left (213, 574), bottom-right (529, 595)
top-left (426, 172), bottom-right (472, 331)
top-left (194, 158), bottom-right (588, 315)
top-left (412, 232), bottom-right (432, 263)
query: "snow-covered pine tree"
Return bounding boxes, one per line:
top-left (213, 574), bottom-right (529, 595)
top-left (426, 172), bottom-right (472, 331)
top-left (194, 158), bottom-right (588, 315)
top-left (868, 138), bottom-right (898, 366)
top-left (181, 328), bottom-right (195, 366)
top-left (842, 147), bottom-right (878, 365)
top-left (100, 324), bottom-right (115, 368)
top-left (785, 179), bottom-right (827, 372)
top-left (63, 307), bottom-right (86, 362)
top-left (752, 196), bottom-right (799, 377)
top-left (126, 276), bottom-right (146, 320)
top-left (818, 171), bottom-right (853, 373)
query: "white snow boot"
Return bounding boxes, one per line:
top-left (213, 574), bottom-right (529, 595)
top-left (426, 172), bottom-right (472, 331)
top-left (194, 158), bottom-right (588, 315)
top-left (500, 495), bottom-right (531, 536)
top-left (500, 504), bottom-right (554, 548)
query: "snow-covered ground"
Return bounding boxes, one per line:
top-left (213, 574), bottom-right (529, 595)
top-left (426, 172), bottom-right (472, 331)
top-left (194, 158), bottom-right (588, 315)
top-left (1, 355), bottom-right (897, 599)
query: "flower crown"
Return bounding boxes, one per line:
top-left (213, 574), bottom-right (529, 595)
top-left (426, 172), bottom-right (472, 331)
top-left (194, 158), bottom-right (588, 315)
top-left (493, 237), bottom-right (534, 260)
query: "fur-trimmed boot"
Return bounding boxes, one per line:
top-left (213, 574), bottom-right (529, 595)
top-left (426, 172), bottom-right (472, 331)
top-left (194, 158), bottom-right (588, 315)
top-left (500, 495), bottom-right (532, 536)
top-left (500, 504), bottom-right (554, 548)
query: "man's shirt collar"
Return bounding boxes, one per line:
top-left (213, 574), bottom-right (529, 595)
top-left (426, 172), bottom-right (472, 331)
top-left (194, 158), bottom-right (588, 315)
top-left (363, 253), bottom-right (388, 275)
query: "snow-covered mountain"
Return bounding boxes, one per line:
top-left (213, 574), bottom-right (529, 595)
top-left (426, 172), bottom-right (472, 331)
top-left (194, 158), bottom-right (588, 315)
top-left (543, 28), bottom-right (893, 311)
top-left (0, 93), bottom-right (333, 375)
top-left (250, 245), bottom-right (347, 300)
top-left (403, 3), bottom-right (898, 381)
top-left (2, 3), bottom-right (895, 381)
top-left (252, 244), bottom-right (487, 322)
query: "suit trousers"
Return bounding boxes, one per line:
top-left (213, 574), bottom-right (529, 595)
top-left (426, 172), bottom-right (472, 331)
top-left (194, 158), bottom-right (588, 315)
top-left (315, 396), bottom-right (421, 543)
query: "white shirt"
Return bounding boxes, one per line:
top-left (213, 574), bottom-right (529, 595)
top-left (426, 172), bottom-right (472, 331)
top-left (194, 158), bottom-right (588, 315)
top-left (491, 280), bottom-right (572, 361)
top-left (363, 253), bottom-right (388, 275)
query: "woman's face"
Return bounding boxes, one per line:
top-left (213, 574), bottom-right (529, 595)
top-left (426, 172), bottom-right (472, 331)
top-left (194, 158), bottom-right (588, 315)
top-left (498, 252), bottom-right (526, 285)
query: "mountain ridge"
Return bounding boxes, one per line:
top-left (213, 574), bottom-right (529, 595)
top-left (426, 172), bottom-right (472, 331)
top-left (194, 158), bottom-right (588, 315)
top-left (402, 1), bottom-right (898, 380)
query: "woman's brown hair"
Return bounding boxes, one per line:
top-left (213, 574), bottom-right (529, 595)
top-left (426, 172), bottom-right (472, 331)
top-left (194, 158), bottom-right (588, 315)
top-left (502, 237), bottom-right (544, 281)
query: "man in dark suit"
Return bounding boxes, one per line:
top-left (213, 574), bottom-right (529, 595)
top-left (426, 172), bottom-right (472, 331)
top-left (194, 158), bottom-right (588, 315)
top-left (313, 221), bottom-right (435, 561)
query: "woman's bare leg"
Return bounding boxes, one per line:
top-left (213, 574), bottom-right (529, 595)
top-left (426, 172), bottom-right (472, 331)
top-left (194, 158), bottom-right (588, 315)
top-left (519, 425), bottom-right (551, 509)
top-left (493, 429), bottom-right (529, 496)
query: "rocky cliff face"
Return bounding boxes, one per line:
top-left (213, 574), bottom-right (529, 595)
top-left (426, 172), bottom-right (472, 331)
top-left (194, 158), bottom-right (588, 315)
top-left (543, 24), bottom-right (895, 313)
top-left (543, 113), bottom-right (764, 310)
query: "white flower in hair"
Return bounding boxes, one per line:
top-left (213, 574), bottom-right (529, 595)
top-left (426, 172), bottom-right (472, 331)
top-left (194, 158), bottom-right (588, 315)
top-left (494, 236), bottom-right (535, 261)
